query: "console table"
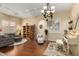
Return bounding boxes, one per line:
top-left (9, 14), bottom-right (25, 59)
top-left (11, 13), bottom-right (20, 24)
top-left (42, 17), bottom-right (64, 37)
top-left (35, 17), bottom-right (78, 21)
top-left (66, 34), bottom-right (79, 56)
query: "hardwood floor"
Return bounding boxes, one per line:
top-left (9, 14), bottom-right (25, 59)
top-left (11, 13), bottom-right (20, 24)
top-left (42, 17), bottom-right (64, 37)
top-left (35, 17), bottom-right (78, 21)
top-left (0, 39), bottom-right (48, 56)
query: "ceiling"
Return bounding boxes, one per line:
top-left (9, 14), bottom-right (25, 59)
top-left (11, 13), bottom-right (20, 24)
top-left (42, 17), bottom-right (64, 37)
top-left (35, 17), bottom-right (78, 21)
top-left (0, 3), bottom-right (73, 18)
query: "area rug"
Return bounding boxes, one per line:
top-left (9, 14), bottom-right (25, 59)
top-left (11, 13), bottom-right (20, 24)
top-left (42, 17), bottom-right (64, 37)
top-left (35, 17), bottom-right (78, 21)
top-left (43, 42), bottom-right (66, 56)
top-left (0, 52), bottom-right (7, 56)
top-left (10, 39), bottom-right (27, 46)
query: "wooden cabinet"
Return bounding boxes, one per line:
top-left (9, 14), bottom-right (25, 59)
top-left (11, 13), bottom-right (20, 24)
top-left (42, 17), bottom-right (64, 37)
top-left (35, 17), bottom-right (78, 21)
top-left (66, 34), bottom-right (79, 55)
top-left (23, 24), bottom-right (35, 40)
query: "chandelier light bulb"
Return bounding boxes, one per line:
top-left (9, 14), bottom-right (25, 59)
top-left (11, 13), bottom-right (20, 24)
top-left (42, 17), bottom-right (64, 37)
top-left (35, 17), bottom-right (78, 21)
top-left (47, 11), bottom-right (50, 14)
top-left (51, 10), bottom-right (55, 13)
top-left (51, 6), bottom-right (55, 10)
top-left (43, 6), bottom-right (47, 10)
top-left (41, 10), bottom-right (44, 13)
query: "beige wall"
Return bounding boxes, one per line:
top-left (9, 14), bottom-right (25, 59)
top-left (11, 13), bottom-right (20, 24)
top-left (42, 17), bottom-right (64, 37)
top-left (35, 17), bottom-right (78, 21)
top-left (22, 16), bottom-right (43, 26)
top-left (22, 12), bottom-right (71, 41)
top-left (70, 4), bottom-right (79, 20)
top-left (0, 8), bottom-right (70, 41)
top-left (48, 12), bottom-right (71, 41)
top-left (70, 4), bottom-right (79, 29)
top-left (22, 12), bottom-right (70, 33)
top-left (69, 4), bottom-right (79, 56)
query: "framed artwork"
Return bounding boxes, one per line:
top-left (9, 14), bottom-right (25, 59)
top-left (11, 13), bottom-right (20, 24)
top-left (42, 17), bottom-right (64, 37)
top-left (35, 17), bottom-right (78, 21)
top-left (47, 17), bottom-right (61, 33)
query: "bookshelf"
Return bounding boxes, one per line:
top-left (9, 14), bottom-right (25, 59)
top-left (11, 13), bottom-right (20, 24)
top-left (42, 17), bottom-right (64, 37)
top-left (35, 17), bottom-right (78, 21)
top-left (23, 24), bottom-right (35, 40)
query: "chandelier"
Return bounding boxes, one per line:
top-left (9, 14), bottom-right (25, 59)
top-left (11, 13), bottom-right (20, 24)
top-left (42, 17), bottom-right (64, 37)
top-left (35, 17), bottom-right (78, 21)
top-left (41, 3), bottom-right (55, 29)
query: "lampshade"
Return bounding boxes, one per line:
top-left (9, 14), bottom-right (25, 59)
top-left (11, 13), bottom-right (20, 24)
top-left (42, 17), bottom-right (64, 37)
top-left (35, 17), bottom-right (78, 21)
top-left (41, 10), bottom-right (44, 13)
top-left (51, 10), bottom-right (55, 13)
top-left (51, 6), bottom-right (55, 10)
top-left (47, 11), bottom-right (50, 14)
top-left (43, 6), bottom-right (47, 10)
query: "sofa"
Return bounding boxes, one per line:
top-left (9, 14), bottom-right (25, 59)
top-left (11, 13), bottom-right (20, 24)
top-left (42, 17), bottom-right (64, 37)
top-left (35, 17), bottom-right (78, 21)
top-left (0, 35), bottom-right (14, 47)
top-left (0, 33), bottom-right (22, 47)
top-left (7, 33), bottom-right (22, 42)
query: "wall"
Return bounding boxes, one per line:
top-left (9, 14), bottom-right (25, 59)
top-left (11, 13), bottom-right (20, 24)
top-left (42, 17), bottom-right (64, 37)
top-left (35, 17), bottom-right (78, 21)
top-left (70, 4), bottom-right (79, 29)
top-left (22, 16), bottom-right (43, 25)
top-left (22, 16), bottom-right (43, 35)
top-left (22, 12), bottom-right (70, 41)
top-left (69, 3), bottom-right (79, 56)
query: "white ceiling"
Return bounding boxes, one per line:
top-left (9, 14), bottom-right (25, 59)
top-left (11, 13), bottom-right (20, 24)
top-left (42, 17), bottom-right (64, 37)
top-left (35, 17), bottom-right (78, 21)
top-left (0, 3), bottom-right (73, 18)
